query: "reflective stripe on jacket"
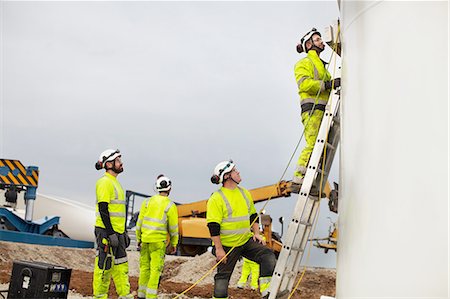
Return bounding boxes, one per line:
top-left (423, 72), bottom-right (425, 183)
top-left (95, 172), bottom-right (126, 233)
top-left (206, 186), bottom-right (256, 247)
top-left (136, 194), bottom-right (179, 246)
top-left (294, 50), bottom-right (331, 113)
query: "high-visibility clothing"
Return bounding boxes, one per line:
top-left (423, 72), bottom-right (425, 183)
top-left (93, 259), bottom-right (132, 299)
top-left (136, 195), bottom-right (179, 246)
top-left (138, 242), bottom-right (166, 299)
top-left (259, 276), bottom-right (272, 297)
top-left (294, 50), bottom-right (331, 114)
top-left (93, 228), bottom-right (132, 299)
top-left (295, 110), bottom-right (325, 178)
top-left (136, 195), bottom-right (178, 299)
top-left (206, 186), bottom-right (256, 247)
top-left (212, 238), bottom-right (276, 299)
top-left (238, 257), bottom-right (260, 289)
top-left (294, 50), bottom-right (331, 179)
top-left (95, 172), bottom-right (126, 234)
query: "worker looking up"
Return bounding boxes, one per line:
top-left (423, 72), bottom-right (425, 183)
top-left (207, 160), bottom-right (277, 299)
top-left (136, 174), bottom-right (179, 299)
top-left (293, 28), bottom-right (341, 186)
top-left (93, 149), bottom-right (133, 299)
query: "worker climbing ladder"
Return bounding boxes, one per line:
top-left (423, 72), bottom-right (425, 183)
top-left (268, 89), bottom-right (341, 299)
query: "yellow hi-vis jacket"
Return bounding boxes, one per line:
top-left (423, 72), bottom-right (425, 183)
top-left (95, 172), bottom-right (126, 234)
top-left (136, 194), bottom-right (179, 246)
top-left (206, 186), bottom-right (256, 247)
top-left (294, 50), bottom-right (332, 113)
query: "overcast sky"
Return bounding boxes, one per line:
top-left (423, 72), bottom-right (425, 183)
top-left (1, 1), bottom-right (340, 267)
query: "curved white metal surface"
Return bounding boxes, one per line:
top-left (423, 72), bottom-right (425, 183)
top-left (339, 1), bottom-right (448, 298)
top-left (31, 194), bottom-right (96, 242)
top-left (1, 191), bottom-right (95, 242)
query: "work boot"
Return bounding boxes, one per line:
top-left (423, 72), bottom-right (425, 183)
top-left (292, 175), bottom-right (304, 184)
top-left (290, 182), bottom-right (301, 194)
top-left (290, 176), bottom-right (303, 194)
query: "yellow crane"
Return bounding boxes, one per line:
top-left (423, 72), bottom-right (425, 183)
top-left (175, 181), bottom-right (332, 256)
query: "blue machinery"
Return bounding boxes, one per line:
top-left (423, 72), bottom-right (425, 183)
top-left (0, 159), bottom-right (93, 248)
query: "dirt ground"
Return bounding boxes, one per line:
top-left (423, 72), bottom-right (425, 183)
top-left (0, 241), bottom-right (335, 298)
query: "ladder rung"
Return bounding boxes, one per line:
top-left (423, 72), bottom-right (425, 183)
top-left (290, 246), bottom-right (304, 253)
top-left (325, 142), bottom-right (335, 150)
top-left (286, 270), bottom-right (297, 278)
top-left (300, 220), bottom-right (312, 226)
top-left (317, 168), bottom-right (328, 175)
top-left (282, 245), bottom-right (304, 253)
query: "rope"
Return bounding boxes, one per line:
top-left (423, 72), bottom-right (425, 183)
top-left (175, 23), bottom-right (342, 298)
top-left (173, 210), bottom-right (263, 299)
top-left (287, 22), bottom-right (341, 298)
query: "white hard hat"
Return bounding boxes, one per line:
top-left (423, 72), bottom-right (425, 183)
top-left (156, 175), bottom-right (172, 192)
top-left (95, 149), bottom-right (121, 170)
top-left (298, 28), bottom-right (321, 53)
top-left (211, 160), bottom-right (235, 184)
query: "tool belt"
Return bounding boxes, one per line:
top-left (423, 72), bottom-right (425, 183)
top-left (301, 103), bottom-right (326, 114)
top-left (95, 227), bottom-right (128, 270)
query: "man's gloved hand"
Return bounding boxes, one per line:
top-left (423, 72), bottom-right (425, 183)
top-left (325, 78), bottom-right (341, 90)
top-left (108, 233), bottom-right (119, 248)
top-left (167, 244), bottom-right (177, 255)
top-left (124, 232), bottom-right (131, 248)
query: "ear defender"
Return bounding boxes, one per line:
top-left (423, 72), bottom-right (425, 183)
top-left (211, 175), bottom-right (220, 184)
top-left (297, 44), bottom-right (304, 53)
top-left (95, 161), bottom-right (103, 170)
top-left (160, 180), bottom-right (168, 188)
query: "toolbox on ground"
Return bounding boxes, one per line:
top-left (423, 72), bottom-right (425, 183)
top-left (7, 260), bottom-right (71, 299)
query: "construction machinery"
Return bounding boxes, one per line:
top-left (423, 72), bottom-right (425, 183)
top-left (126, 180), bottom-right (332, 256)
top-left (0, 159), bottom-right (94, 248)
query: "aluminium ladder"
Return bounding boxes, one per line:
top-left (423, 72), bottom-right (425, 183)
top-left (268, 89), bottom-right (341, 299)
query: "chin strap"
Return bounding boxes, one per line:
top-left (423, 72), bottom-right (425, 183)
top-left (310, 45), bottom-right (324, 53)
top-left (112, 164), bottom-right (123, 174)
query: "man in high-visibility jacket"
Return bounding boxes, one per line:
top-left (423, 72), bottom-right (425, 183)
top-left (136, 174), bottom-right (179, 299)
top-left (293, 28), bottom-right (341, 185)
top-left (207, 160), bottom-right (277, 299)
top-left (93, 149), bottom-right (133, 299)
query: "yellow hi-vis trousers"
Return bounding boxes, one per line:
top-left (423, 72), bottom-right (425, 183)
top-left (138, 242), bottom-right (166, 299)
top-left (93, 228), bottom-right (132, 299)
top-left (238, 258), bottom-right (260, 289)
top-left (93, 258), bottom-right (132, 299)
top-left (295, 110), bottom-right (325, 179)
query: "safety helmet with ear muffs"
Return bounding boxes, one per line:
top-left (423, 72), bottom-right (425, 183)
top-left (156, 174), bottom-right (172, 192)
top-left (297, 28), bottom-right (321, 53)
top-left (95, 149), bottom-right (121, 170)
top-left (210, 160), bottom-right (235, 184)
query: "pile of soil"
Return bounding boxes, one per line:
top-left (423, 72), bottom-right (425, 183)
top-left (0, 241), bottom-right (335, 298)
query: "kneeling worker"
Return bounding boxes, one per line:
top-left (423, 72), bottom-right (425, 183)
top-left (207, 160), bottom-right (277, 299)
top-left (136, 174), bottom-right (179, 299)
